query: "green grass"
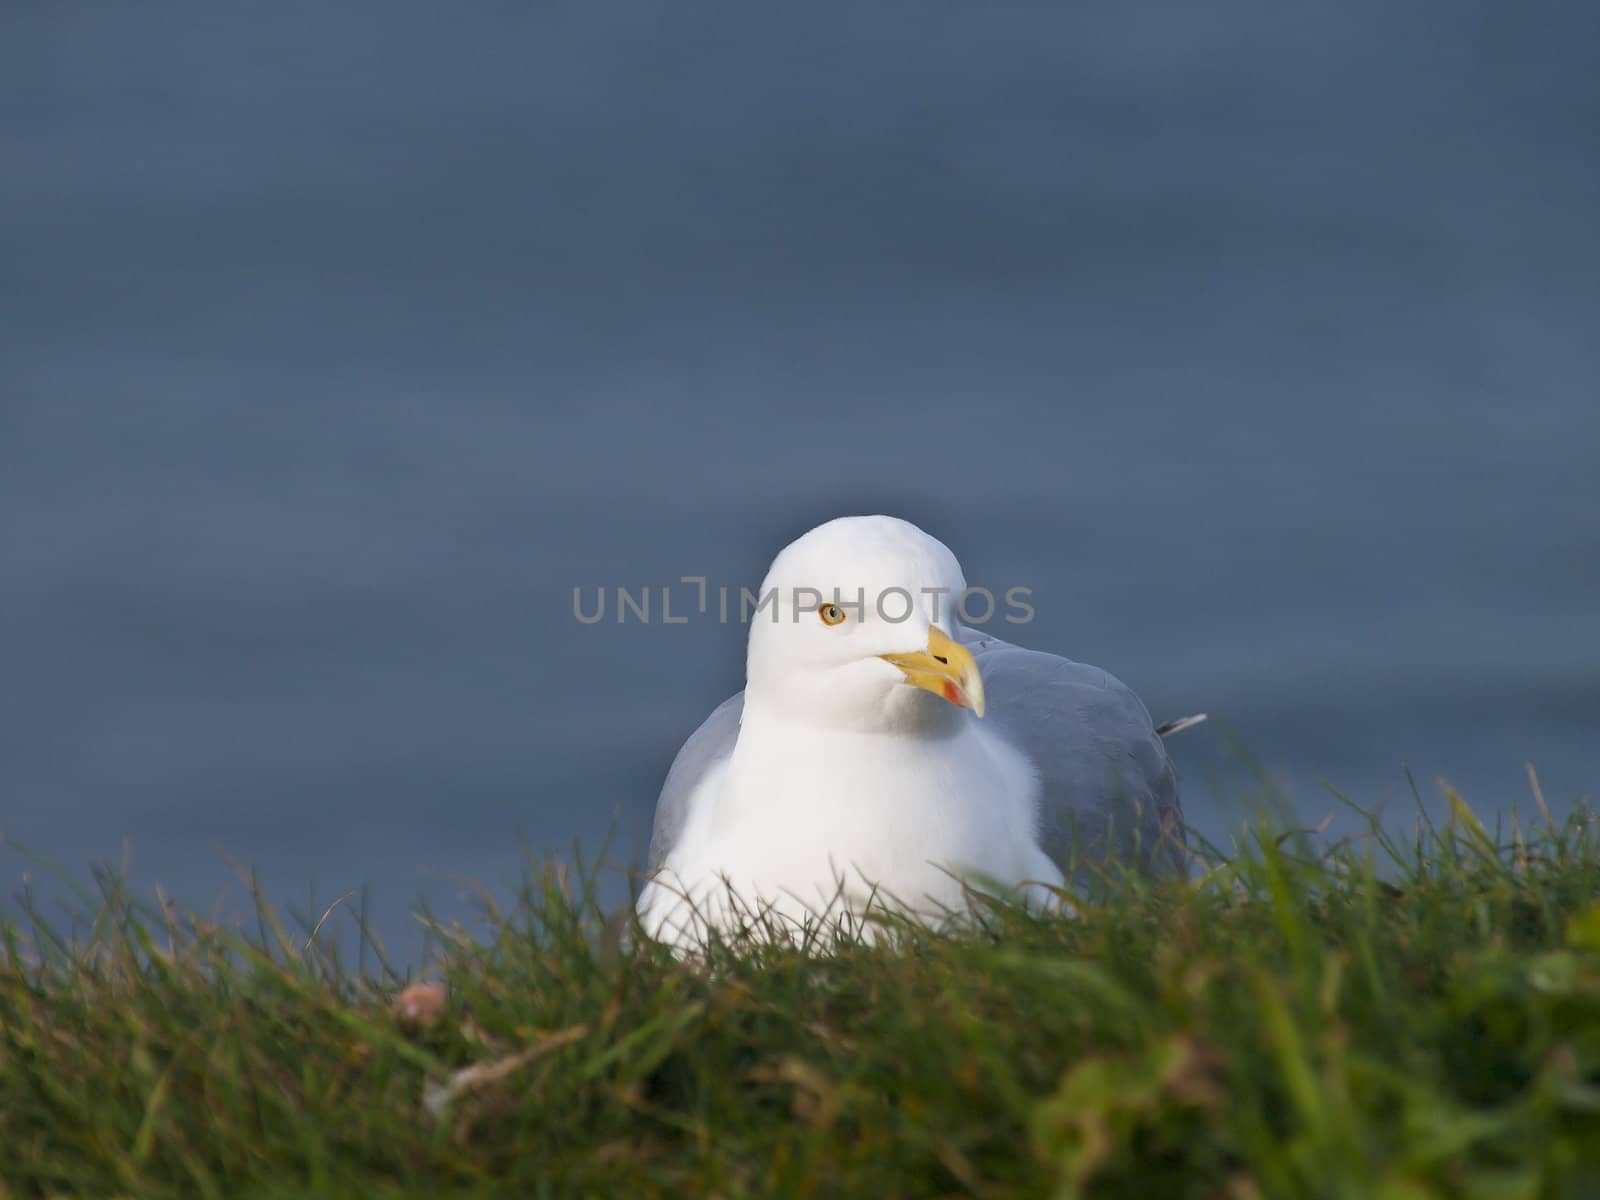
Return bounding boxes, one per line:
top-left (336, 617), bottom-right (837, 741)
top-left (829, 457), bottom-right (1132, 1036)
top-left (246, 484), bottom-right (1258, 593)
top-left (3, 790), bottom-right (1599, 1199)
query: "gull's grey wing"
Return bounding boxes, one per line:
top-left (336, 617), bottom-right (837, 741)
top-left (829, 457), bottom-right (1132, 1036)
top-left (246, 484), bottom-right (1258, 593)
top-left (647, 693), bottom-right (743, 871)
top-left (960, 626), bottom-right (1187, 881)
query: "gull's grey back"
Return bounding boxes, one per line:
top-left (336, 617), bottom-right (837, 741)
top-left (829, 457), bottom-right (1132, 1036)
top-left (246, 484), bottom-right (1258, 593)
top-left (960, 627), bottom-right (1186, 881)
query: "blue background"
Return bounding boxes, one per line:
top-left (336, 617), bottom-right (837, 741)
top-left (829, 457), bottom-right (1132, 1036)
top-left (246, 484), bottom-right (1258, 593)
top-left (4, 2), bottom-right (1596, 958)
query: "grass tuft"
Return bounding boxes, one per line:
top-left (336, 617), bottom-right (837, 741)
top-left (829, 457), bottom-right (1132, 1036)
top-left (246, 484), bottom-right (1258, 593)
top-left (3, 794), bottom-right (1599, 1198)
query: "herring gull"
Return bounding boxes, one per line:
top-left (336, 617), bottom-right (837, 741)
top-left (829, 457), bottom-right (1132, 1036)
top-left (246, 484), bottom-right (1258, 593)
top-left (636, 515), bottom-right (1196, 948)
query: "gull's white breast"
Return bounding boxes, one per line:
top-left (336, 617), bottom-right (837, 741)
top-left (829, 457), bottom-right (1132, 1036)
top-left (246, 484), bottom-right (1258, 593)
top-left (637, 713), bottom-right (1063, 946)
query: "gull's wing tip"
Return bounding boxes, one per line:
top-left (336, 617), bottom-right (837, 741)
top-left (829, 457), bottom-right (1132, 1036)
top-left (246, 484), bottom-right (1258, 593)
top-left (1155, 712), bottom-right (1208, 738)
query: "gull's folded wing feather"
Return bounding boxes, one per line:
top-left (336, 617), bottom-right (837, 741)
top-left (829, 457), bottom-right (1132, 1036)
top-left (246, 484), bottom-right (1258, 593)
top-left (960, 626), bottom-right (1187, 880)
top-left (647, 692), bottom-right (743, 871)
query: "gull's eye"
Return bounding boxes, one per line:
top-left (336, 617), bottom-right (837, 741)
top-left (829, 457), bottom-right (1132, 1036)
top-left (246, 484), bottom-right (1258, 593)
top-left (818, 602), bottom-right (846, 627)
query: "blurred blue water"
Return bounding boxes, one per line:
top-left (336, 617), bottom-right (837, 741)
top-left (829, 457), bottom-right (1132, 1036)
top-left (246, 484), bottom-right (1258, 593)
top-left (3, 3), bottom-right (1597, 959)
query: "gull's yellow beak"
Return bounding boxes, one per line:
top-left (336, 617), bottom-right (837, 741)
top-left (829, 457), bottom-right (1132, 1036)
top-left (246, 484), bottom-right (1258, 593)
top-left (879, 626), bottom-right (986, 717)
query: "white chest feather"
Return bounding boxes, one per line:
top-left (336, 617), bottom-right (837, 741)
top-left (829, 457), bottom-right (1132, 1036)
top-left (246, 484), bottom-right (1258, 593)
top-left (639, 715), bottom-right (1062, 945)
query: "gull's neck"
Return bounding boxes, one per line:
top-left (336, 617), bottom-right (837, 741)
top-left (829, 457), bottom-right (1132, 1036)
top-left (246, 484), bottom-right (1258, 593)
top-left (738, 686), bottom-right (969, 743)
top-left (723, 693), bottom-right (1006, 813)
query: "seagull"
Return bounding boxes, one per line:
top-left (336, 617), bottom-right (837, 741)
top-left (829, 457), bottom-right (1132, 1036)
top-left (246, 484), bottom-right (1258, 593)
top-left (636, 515), bottom-right (1197, 948)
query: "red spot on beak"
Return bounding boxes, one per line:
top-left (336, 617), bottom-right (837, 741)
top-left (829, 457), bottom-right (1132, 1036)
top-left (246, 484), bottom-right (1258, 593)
top-left (943, 680), bottom-right (965, 707)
